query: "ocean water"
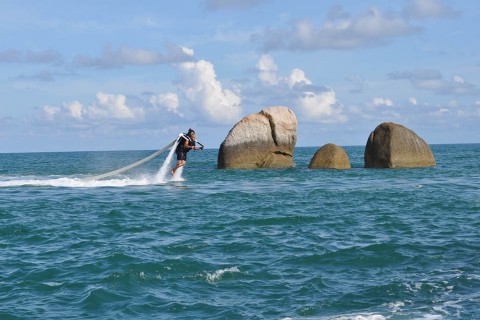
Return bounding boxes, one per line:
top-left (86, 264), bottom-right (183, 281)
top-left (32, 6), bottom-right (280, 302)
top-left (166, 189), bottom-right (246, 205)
top-left (0, 144), bottom-right (479, 319)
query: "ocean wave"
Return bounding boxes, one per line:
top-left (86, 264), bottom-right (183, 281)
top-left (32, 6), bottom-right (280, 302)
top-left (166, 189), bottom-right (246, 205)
top-left (205, 266), bottom-right (240, 283)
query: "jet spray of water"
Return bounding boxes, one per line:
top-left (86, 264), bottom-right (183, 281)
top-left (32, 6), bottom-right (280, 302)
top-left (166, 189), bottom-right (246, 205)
top-left (0, 135), bottom-right (184, 188)
top-left (153, 135), bottom-right (183, 183)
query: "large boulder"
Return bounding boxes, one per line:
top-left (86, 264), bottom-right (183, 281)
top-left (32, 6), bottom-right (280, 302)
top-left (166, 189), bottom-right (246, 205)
top-left (364, 122), bottom-right (436, 168)
top-left (309, 143), bottom-right (351, 169)
top-left (217, 106), bottom-right (297, 169)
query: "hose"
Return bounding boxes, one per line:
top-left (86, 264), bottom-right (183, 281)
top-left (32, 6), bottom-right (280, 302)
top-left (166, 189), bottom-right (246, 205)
top-left (82, 139), bottom-right (177, 181)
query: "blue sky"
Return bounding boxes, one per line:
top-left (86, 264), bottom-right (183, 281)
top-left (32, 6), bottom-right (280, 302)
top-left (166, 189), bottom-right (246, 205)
top-left (1, 0), bottom-right (479, 152)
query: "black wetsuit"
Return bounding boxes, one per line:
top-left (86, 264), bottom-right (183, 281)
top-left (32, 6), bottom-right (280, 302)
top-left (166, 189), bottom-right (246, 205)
top-left (175, 135), bottom-right (195, 161)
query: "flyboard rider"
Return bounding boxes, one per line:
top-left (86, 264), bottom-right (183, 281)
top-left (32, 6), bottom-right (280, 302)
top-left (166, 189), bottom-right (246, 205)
top-left (171, 128), bottom-right (204, 176)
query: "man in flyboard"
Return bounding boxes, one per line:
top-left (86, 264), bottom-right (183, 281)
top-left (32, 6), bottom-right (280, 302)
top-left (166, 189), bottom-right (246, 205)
top-left (171, 128), bottom-right (204, 176)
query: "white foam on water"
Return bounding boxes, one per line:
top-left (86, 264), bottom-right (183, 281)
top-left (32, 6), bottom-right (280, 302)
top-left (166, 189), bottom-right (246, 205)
top-left (0, 176), bottom-right (152, 188)
top-left (170, 166), bottom-right (184, 182)
top-left (414, 315), bottom-right (444, 320)
top-left (0, 138), bottom-right (184, 188)
top-left (299, 314), bottom-right (386, 320)
top-left (306, 313), bottom-right (389, 320)
top-left (206, 267), bottom-right (240, 283)
top-left (283, 309), bottom-right (452, 320)
top-left (328, 315), bottom-right (386, 320)
top-left (387, 300), bottom-right (406, 312)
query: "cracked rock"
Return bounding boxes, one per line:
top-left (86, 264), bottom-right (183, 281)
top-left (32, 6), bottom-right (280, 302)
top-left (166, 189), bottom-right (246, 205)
top-left (217, 106), bottom-right (297, 169)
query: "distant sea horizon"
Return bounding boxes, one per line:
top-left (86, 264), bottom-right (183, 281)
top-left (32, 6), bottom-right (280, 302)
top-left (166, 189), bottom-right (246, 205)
top-left (2, 141), bottom-right (478, 154)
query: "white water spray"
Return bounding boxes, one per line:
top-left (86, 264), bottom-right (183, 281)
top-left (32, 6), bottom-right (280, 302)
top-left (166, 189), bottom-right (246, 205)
top-left (0, 135), bottom-right (186, 188)
top-left (154, 135), bottom-right (184, 183)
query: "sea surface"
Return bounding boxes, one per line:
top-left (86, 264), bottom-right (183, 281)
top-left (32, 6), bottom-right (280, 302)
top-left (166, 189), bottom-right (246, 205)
top-left (0, 144), bottom-right (479, 319)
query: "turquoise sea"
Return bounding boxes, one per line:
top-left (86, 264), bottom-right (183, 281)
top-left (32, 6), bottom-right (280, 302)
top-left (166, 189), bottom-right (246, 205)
top-left (1, 144), bottom-right (479, 319)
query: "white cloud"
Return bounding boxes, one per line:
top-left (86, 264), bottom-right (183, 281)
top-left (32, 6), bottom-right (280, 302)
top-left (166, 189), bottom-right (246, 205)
top-left (409, 97), bottom-right (418, 105)
top-left (453, 75), bottom-right (465, 84)
top-left (404, 0), bottom-right (458, 19)
top-left (180, 46), bottom-right (194, 57)
top-left (65, 101), bottom-right (83, 119)
top-left (149, 92), bottom-right (183, 116)
top-left (297, 90), bottom-right (335, 117)
top-left (253, 54), bottom-right (346, 123)
top-left (256, 54), bottom-right (279, 85)
top-left (296, 90), bottom-right (347, 123)
top-left (92, 92), bottom-right (141, 119)
top-left (431, 107), bottom-right (450, 116)
top-left (373, 97), bottom-right (394, 107)
top-left (42, 106), bottom-right (61, 121)
top-left (176, 59), bottom-right (242, 124)
top-left (287, 68), bottom-right (312, 88)
top-left (254, 6), bottom-right (418, 51)
top-left (255, 54), bottom-right (311, 88)
top-left (41, 92), bottom-right (145, 122)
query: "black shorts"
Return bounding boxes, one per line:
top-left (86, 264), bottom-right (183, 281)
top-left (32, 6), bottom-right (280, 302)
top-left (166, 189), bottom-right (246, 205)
top-left (176, 151), bottom-right (187, 161)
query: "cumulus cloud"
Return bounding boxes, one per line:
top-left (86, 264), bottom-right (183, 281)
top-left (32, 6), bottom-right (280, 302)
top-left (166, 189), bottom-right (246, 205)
top-left (256, 54), bottom-right (279, 86)
top-left (404, 0), bottom-right (459, 19)
top-left (297, 90), bottom-right (336, 117)
top-left (253, 6), bottom-right (418, 51)
top-left (256, 54), bottom-right (312, 88)
top-left (409, 97), bottom-right (418, 105)
top-left (372, 97), bottom-right (394, 107)
top-left (296, 90), bottom-right (346, 123)
top-left (287, 68), bottom-right (312, 88)
top-left (93, 92), bottom-right (143, 119)
top-left (38, 57), bottom-right (242, 129)
top-left (388, 69), bottom-right (479, 95)
top-left (149, 92), bottom-right (183, 116)
top-left (65, 101), bottom-right (83, 119)
top-left (73, 44), bottom-right (194, 69)
top-left (41, 92), bottom-right (145, 122)
top-left (42, 106), bottom-right (61, 121)
top-left (253, 54), bottom-right (346, 123)
top-left (176, 59), bottom-right (242, 124)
